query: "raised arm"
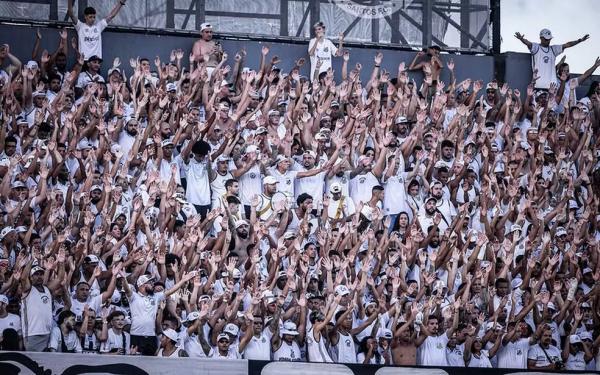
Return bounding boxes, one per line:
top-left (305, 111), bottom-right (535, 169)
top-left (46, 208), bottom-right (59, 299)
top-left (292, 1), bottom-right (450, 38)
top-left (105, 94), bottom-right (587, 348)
top-left (514, 32), bottom-right (532, 50)
top-left (67, 0), bottom-right (78, 24)
top-left (106, 0), bottom-right (126, 23)
top-left (562, 34), bottom-right (590, 50)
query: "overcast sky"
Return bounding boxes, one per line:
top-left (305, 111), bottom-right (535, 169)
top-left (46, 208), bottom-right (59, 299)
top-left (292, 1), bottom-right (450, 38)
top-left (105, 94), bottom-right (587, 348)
top-left (501, 0), bottom-right (600, 73)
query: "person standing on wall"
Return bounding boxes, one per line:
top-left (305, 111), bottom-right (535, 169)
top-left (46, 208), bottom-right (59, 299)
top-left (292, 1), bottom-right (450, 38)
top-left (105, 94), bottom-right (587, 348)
top-left (66, 0), bottom-right (126, 61)
top-left (308, 22), bottom-right (344, 81)
top-left (514, 28), bottom-right (590, 90)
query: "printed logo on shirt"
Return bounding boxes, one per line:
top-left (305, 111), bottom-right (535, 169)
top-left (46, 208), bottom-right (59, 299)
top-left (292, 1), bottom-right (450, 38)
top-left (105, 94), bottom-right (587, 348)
top-left (250, 173), bottom-right (256, 179)
top-left (359, 177), bottom-right (366, 183)
top-left (286, 179), bottom-right (292, 185)
top-left (345, 338), bottom-right (351, 347)
top-left (41, 295), bottom-right (50, 304)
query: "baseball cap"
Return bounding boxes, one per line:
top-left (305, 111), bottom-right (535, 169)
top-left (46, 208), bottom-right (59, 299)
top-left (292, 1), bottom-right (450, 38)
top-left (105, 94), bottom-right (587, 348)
top-left (162, 328), bottom-right (179, 342)
top-left (283, 231), bottom-right (296, 240)
top-left (547, 302), bottom-right (557, 311)
top-left (76, 140), bottom-right (93, 150)
top-left (185, 311), bottom-right (201, 323)
top-left (579, 332), bottom-right (593, 341)
top-left (378, 328), bottom-right (393, 340)
top-left (217, 333), bottom-right (230, 342)
top-left (234, 219), bottom-right (249, 229)
top-left (569, 335), bottom-right (582, 344)
top-left (329, 182), bottom-right (342, 194)
top-left (245, 145), bottom-right (259, 154)
top-left (136, 274), bottom-right (154, 287)
top-left (166, 82), bottom-right (177, 92)
top-left (281, 321), bottom-right (300, 336)
top-left (539, 28), bottom-right (553, 40)
top-left (11, 181), bottom-right (26, 189)
top-left (224, 323), bottom-right (239, 336)
top-left (303, 150), bottom-right (317, 158)
top-left (556, 227), bottom-right (567, 237)
top-left (90, 185), bottom-right (102, 192)
top-left (268, 109), bottom-right (280, 117)
top-left (30, 266), bottom-right (45, 275)
top-left (263, 176), bottom-right (278, 185)
top-left (84, 255), bottom-right (100, 264)
top-left (0, 226), bottom-right (15, 241)
top-left (511, 278), bottom-right (523, 290)
top-left (32, 91), bottom-right (46, 98)
top-left (216, 155), bottom-right (231, 163)
top-left (335, 285), bottom-right (350, 296)
top-left (583, 267), bottom-right (593, 275)
top-left (395, 116), bottom-right (408, 124)
top-left (108, 67), bottom-right (122, 77)
top-left (510, 224), bottom-right (522, 233)
top-left (0, 294), bottom-right (8, 305)
top-left (161, 138), bottom-right (174, 147)
top-left (255, 126), bottom-right (268, 135)
top-left (274, 155), bottom-right (288, 165)
top-left (200, 23), bottom-right (213, 32)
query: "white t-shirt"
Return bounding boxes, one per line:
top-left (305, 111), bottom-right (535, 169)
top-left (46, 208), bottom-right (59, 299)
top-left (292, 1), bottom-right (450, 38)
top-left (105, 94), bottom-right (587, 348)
top-left (75, 19), bottom-right (108, 59)
top-left (308, 38), bottom-right (338, 79)
top-left (183, 157), bottom-right (211, 206)
top-left (528, 343), bottom-right (561, 367)
top-left (129, 291), bottom-right (165, 336)
top-left (419, 334), bottom-right (449, 366)
top-left (0, 313), bottom-right (22, 337)
top-left (530, 43), bottom-right (563, 89)
top-left (243, 332), bottom-right (272, 360)
top-left (468, 350), bottom-right (493, 368)
top-left (497, 337), bottom-right (529, 369)
top-left (100, 328), bottom-right (131, 354)
top-left (48, 327), bottom-right (82, 352)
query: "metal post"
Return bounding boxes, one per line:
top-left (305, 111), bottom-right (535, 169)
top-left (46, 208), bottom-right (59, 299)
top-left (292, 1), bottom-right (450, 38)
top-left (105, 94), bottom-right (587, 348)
top-left (460, 0), bottom-right (470, 49)
top-left (195, 0), bottom-right (206, 30)
top-left (166, 0), bottom-right (174, 28)
top-left (280, 0), bottom-right (289, 36)
top-left (422, 0), bottom-right (432, 47)
top-left (309, 0), bottom-right (320, 37)
top-left (491, 0), bottom-right (501, 55)
top-left (49, 0), bottom-right (58, 20)
top-left (77, 0), bottom-right (88, 20)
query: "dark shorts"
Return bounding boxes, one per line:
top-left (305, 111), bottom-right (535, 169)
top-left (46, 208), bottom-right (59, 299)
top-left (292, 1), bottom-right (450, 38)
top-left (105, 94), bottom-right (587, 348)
top-left (130, 335), bottom-right (158, 356)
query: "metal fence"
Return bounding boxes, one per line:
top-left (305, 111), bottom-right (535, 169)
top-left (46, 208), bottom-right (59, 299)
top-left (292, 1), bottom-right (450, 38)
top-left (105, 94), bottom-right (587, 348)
top-left (0, 0), bottom-right (495, 52)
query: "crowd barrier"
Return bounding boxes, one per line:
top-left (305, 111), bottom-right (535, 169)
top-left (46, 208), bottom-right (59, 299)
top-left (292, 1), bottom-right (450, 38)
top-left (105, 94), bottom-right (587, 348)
top-left (0, 352), bottom-right (598, 375)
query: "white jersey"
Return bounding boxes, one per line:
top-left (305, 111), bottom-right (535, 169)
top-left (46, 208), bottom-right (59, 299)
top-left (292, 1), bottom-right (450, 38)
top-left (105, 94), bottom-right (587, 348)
top-left (468, 350), bottom-right (493, 368)
top-left (239, 164), bottom-right (262, 206)
top-left (295, 168), bottom-right (326, 205)
top-left (419, 334), bottom-right (449, 366)
top-left (327, 196), bottom-right (355, 221)
top-left (383, 173), bottom-right (409, 216)
top-left (334, 332), bottom-right (357, 363)
top-left (530, 43), bottom-right (563, 89)
top-left (181, 329), bottom-right (212, 358)
top-left (268, 167), bottom-right (298, 197)
top-left (274, 340), bottom-right (302, 361)
top-left (327, 173), bottom-right (351, 197)
top-left (211, 170), bottom-right (233, 208)
top-left (183, 157), bottom-right (211, 206)
top-left (497, 338), bottom-right (529, 369)
top-left (566, 351), bottom-right (587, 371)
top-left (306, 328), bottom-right (333, 363)
top-left (446, 343), bottom-right (465, 366)
top-left (75, 19), bottom-right (108, 59)
top-left (70, 294), bottom-right (102, 320)
top-left (243, 332), bottom-right (272, 360)
top-left (308, 38), bottom-right (338, 79)
top-left (528, 344), bottom-right (561, 368)
top-left (129, 291), bottom-right (165, 336)
top-left (349, 172), bottom-right (379, 207)
top-left (21, 286), bottom-right (54, 337)
top-left (100, 328), bottom-right (130, 354)
top-left (211, 347), bottom-right (242, 359)
top-left (158, 347), bottom-right (186, 357)
top-left (0, 313), bottom-right (22, 337)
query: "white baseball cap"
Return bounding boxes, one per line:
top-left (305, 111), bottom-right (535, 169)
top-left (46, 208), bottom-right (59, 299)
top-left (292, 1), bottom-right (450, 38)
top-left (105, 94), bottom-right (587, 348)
top-left (281, 321), bottom-right (299, 336)
top-left (569, 334), bottom-right (582, 344)
top-left (162, 328), bottom-right (179, 342)
top-left (200, 23), bottom-right (213, 32)
top-left (330, 182), bottom-right (342, 194)
top-left (136, 274), bottom-right (154, 288)
top-left (539, 28), bottom-right (553, 40)
top-left (224, 323), bottom-right (239, 336)
top-left (263, 176), bottom-right (278, 185)
top-left (335, 285), bottom-right (350, 296)
top-left (0, 294), bottom-right (9, 305)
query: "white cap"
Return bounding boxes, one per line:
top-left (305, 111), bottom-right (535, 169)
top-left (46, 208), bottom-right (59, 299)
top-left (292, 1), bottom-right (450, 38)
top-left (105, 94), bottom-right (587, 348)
top-left (378, 328), bottom-right (393, 340)
top-left (303, 150), bottom-right (317, 158)
top-left (217, 333), bottom-right (230, 342)
top-left (224, 323), bottom-right (239, 336)
top-left (283, 231), bottom-right (296, 240)
top-left (330, 182), bottom-right (342, 194)
top-left (166, 82), bottom-right (177, 92)
top-left (185, 311), bottom-right (201, 322)
top-left (0, 226), bottom-right (15, 241)
top-left (268, 109), bottom-right (280, 117)
top-left (234, 219), bottom-right (249, 229)
top-left (136, 274), bottom-right (154, 287)
top-left (335, 285), bottom-right (350, 296)
top-left (200, 23), bottom-right (213, 32)
top-left (569, 334), bottom-right (582, 344)
top-left (556, 226), bottom-right (567, 237)
top-left (539, 28), bottom-right (553, 40)
top-left (579, 332), bottom-right (593, 341)
top-left (30, 266), bottom-right (45, 275)
top-left (395, 116), bottom-right (408, 124)
top-left (0, 294), bottom-right (8, 305)
top-left (583, 267), bottom-right (593, 274)
top-left (161, 138), bottom-right (174, 147)
top-left (162, 328), bottom-right (179, 342)
top-left (245, 145), bottom-right (259, 153)
top-left (84, 255), bottom-right (100, 263)
top-left (510, 224), bottom-right (522, 233)
top-left (281, 321), bottom-right (300, 335)
top-left (511, 278), bottom-right (523, 290)
top-left (547, 301), bottom-right (557, 311)
top-left (263, 176), bottom-right (278, 185)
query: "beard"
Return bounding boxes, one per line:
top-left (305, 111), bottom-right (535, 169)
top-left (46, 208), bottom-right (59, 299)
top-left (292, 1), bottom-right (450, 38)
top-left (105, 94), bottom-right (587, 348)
top-left (126, 128), bottom-right (138, 136)
top-left (426, 208), bottom-right (436, 215)
top-left (91, 197), bottom-right (101, 204)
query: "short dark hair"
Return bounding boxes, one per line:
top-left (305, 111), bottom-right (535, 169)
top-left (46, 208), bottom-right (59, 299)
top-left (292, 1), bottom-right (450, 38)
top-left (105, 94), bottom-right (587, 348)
top-left (373, 185), bottom-right (384, 192)
top-left (441, 140), bottom-right (454, 149)
top-left (297, 193), bottom-right (313, 206)
top-left (192, 140), bottom-right (211, 156)
top-left (83, 6), bottom-right (96, 15)
top-left (58, 310), bottom-right (76, 325)
top-left (225, 178), bottom-right (238, 189)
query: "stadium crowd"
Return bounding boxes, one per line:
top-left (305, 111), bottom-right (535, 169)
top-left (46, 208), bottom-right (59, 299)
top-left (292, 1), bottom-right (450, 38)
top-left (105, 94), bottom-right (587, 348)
top-left (1, 0), bottom-right (600, 369)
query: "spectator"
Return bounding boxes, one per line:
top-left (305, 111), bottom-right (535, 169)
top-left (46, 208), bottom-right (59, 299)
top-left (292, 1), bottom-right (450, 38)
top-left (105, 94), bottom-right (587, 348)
top-left (308, 22), bottom-right (343, 81)
top-left (0, 18), bottom-right (599, 371)
top-left (192, 23), bottom-right (223, 78)
top-left (67, 0), bottom-right (126, 60)
top-left (515, 28), bottom-right (590, 89)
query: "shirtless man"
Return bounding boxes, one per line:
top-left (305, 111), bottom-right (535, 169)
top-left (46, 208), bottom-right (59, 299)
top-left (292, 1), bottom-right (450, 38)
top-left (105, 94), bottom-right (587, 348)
top-left (391, 303), bottom-right (418, 365)
top-left (192, 23), bottom-right (223, 74)
top-left (409, 46), bottom-right (443, 86)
